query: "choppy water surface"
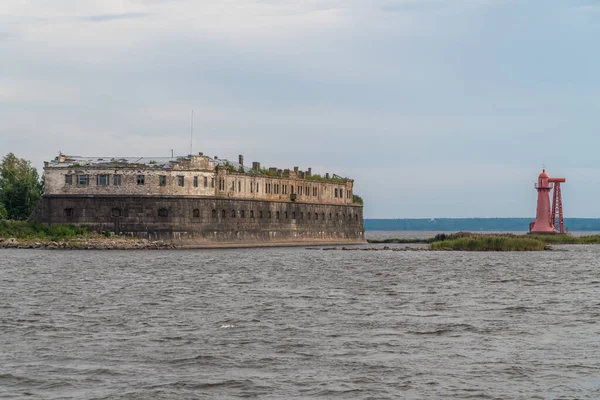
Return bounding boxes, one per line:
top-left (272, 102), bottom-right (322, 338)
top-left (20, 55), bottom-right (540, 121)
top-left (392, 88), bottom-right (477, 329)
top-left (1, 241), bottom-right (600, 399)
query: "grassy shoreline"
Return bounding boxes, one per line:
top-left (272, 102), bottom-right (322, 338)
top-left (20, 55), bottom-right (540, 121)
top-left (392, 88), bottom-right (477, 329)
top-left (368, 232), bottom-right (600, 251)
top-left (0, 220), bottom-right (93, 242)
top-left (4, 221), bottom-right (600, 251)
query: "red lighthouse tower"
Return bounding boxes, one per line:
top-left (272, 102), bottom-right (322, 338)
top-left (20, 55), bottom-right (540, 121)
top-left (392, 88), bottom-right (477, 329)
top-left (529, 169), bottom-right (566, 234)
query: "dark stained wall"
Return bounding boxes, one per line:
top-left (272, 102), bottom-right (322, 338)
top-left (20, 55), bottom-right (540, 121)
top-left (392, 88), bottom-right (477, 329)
top-left (32, 195), bottom-right (365, 245)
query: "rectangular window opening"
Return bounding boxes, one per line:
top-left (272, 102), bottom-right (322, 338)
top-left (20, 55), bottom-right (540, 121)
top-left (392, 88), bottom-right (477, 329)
top-left (78, 175), bottom-right (89, 186)
top-left (96, 174), bottom-right (109, 186)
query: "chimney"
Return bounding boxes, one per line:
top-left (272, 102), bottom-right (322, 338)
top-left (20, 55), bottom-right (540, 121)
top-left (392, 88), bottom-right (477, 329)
top-left (239, 154), bottom-right (244, 166)
top-left (277, 169), bottom-right (282, 176)
top-left (198, 152), bottom-right (203, 156)
top-left (325, 173), bottom-right (330, 179)
top-left (307, 168), bottom-right (312, 177)
top-left (294, 166), bottom-right (299, 173)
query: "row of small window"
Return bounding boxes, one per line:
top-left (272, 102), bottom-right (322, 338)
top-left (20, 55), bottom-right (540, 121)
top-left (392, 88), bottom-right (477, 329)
top-left (65, 174), bottom-right (215, 188)
top-left (64, 207), bottom-right (359, 222)
top-left (216, 178), bottom-right (349, 198)
top-left (164, 208), bottom-right (358, 221)
top-left (65, 174), bottom-right (121, 186)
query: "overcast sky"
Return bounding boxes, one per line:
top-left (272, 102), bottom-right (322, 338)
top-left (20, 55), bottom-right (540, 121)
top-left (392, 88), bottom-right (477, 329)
top-left (1, 0), bottom-right (599, 218)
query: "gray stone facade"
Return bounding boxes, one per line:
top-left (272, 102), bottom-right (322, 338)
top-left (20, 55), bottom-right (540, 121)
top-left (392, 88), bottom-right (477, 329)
top-left (32, 195), bottom-right (365, 246)
top-left (33, 153), bottom-right (365, 246)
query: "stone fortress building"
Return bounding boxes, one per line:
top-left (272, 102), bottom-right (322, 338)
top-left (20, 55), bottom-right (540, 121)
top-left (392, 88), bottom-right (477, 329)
top-left (32, 152), bottom-right (365, 246)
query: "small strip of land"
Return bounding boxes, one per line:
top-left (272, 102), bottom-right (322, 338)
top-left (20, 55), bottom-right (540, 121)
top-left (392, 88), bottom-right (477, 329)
top-left (3, 221), bottom-right (600, 251)
top-left (0, 221), bottom-right (173, 250)
top-left (368, 232), bottom-right (600, 251)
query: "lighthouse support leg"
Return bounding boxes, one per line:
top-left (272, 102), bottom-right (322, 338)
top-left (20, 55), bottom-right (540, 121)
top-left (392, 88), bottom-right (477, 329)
top-left (552, 183), bottom-right (564, 233)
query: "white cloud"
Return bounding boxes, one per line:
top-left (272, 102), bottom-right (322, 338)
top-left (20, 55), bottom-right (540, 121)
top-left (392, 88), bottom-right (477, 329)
top-left (1, 0), bottom-right (599, 217)
top-left (0, 79), bottom-right (81, 105)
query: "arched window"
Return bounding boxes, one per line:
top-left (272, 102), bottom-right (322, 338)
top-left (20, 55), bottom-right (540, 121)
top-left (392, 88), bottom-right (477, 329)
top-left (300, 212), bottom-right (304, 220)
top-left (268, 211), bottom-right (272, 219)
top-left (259, 210), bottom-right (263, 218)
top-left (329, 213), bottom-right (332, 220)
top-left (335, 213), bottom-right (339, 220)
top-left (355, 214), bottom-right (358, 221)
top-left (250, 210), bottom-right (254, 218)
top-left (285, 211), bottom-right (288, 219)
top-left (321, 213), bottom-right (325, 220)
top-left (212, 209), bottom-right (217, 218)
top-left (314, 213), bottom-right (318, 220)
top-left (158, 208), bottom-right (168, 217)
top-left (231, 210), bottom-right (236, 218)
top-left (64, 208), bottom-right (74, 217)
top-left (308, 212), bottom-right (311, 220)
top-left (276, 211), bottom-right (280, 219)
top-left (241, 210), bottom-right (245, 218)
top-left (193, 209), bottom-right (200, 218)
top-left (111, 208), bottom-right (121, 217)
top-left (292, 212), bottom-right (296, 219)
top-left (222, 209), bottom-right (226, 218)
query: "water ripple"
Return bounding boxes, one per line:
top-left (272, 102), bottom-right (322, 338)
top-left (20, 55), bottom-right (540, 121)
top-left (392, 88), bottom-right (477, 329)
top-left (1, 244), bottom-right (599, 399)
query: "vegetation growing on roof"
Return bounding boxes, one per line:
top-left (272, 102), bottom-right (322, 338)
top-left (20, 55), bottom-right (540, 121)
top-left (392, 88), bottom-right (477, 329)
top-left (254, 167), bottom-right (279, 177)
top-left (218, 161), bottom-right (235, 173)
top-left (306, 174), bottom-right (347, 183)
top-left (352, 194), bottom-right (364, 205)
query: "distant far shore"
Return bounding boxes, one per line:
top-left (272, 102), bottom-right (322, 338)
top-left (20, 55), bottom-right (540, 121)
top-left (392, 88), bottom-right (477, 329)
top-left (365, 218), bottom-right (600, 232)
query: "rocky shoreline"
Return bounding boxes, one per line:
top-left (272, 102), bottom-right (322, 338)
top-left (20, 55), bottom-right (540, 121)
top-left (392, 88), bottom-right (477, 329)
top-left (0, 237), bottom-right (368, 250)
top-left (323, 246), bottom-right (438, 251)
top-left (0, 237), bottom-right (176, 250)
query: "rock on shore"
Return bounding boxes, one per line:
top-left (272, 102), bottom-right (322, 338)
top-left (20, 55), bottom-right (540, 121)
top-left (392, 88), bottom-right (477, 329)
top-left (0, 236), bottom-right (175, 250)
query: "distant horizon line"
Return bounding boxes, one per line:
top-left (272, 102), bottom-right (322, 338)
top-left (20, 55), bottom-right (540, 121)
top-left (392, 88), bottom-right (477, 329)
top-left (364, 217), bottom-right (600, 220)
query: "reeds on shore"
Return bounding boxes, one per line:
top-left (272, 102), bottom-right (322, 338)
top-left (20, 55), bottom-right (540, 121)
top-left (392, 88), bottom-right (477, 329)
top-left (0, 220), bottom-right (91, 242)
top-left (429, 234), bottom-right (547, 251)
top-left (428, 232), bottom-right (600, 251)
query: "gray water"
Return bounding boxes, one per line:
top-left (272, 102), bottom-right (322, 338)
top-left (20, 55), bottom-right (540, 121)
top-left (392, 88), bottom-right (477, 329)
top-left (1, 241), bottom-right (600, 399)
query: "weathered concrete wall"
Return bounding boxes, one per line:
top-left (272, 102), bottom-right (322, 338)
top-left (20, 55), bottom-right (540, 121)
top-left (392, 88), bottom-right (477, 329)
top-left (32, 195), bottom-right (365, 246)
top-left (45, 168), bottom-right (355, 205)
top-left (215, 170), bottom-right (354, 205)
top-left (44, 155), bottom-right (356, 206)
top-left (44, 168), bottom-right (215, 197)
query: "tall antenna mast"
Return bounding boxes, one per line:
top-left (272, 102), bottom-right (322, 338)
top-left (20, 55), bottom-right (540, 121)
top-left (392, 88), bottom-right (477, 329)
top-left (189, 109), bottom-right (194, 156)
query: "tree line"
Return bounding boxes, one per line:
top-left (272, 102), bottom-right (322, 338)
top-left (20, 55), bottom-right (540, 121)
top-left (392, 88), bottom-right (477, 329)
top-left (0, 153), bottom-right (43, 220)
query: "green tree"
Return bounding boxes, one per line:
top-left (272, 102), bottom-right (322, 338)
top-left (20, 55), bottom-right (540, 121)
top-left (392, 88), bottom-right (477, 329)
top-left (0, 203), bottom-right (6, 219)
top-left (0, 153), bottom-right (43, 220)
